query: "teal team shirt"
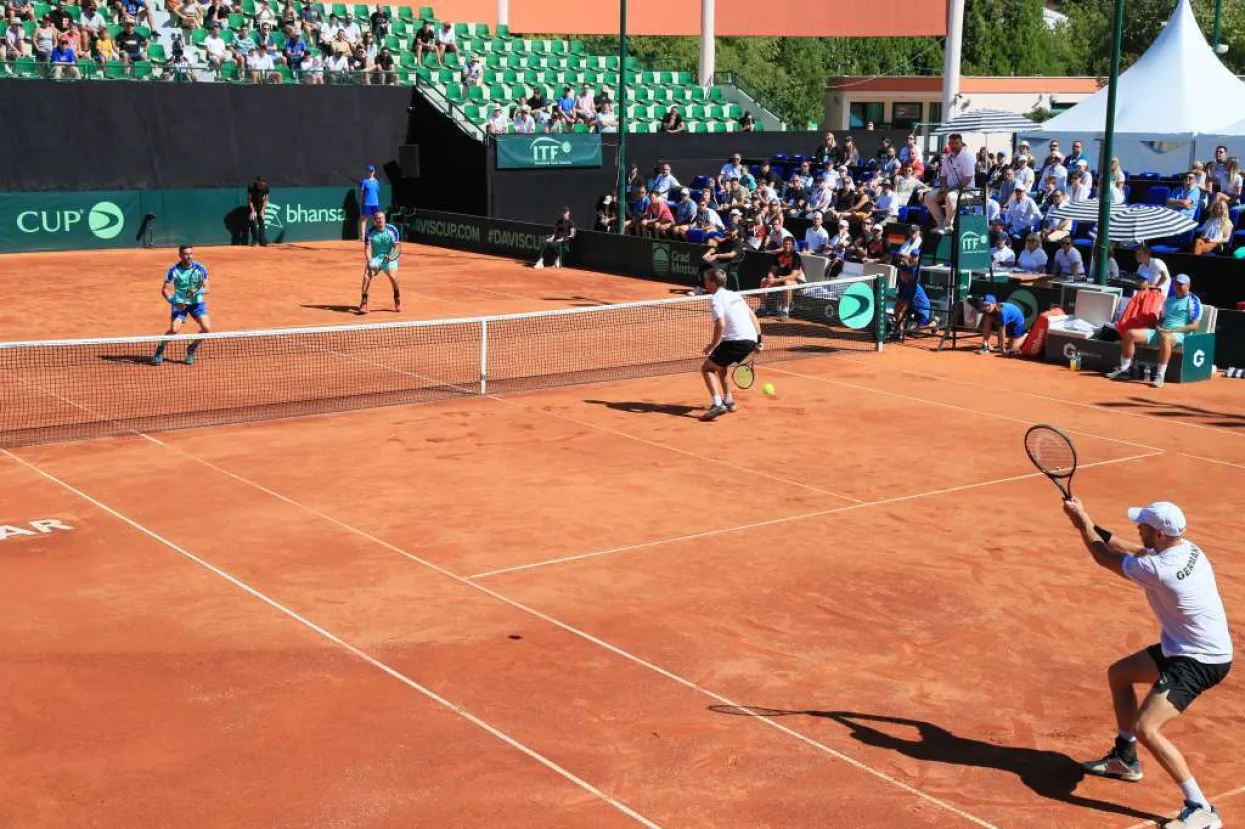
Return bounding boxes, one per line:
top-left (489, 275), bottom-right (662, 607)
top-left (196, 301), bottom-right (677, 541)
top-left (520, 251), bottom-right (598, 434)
top-left (164, 261), bottom-right (209, 305)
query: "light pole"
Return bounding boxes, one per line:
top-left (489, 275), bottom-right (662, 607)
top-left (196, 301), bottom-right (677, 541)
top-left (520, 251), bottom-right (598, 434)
top-left (1213, 0), bottom-right (1222, 51)
top-left (615, 0), bottom-right (628, 233)
top-left (1093, 0), bottom-right (1125, 285)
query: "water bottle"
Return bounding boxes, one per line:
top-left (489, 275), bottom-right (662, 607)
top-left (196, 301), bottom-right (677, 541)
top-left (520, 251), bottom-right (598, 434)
top-left (1143, 364), bottom-right (1153, 382)
top-left (1069, 351), bottom-right (1082, 371)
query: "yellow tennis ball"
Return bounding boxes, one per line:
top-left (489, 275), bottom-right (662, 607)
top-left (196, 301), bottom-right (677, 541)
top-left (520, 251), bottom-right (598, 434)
top-left (762, 382), bottom-right (776, 397)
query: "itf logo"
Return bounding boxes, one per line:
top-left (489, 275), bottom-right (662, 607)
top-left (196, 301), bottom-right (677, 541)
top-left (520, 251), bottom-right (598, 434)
top-left (529, 136), bottom-right (574, 166)
top-left (88, 201), bottom-right (125, 239)
top-left (960, 230), bottom-right (987, 252)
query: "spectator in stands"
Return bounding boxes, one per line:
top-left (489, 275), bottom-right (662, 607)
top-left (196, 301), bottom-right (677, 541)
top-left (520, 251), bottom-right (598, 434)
top-left (923, 132), bottom-right (974, 234)
top-left (7, 0), bottom-right (35, 23)
top-left (992, 233), bottom-right (1016, 267)
top-left (255, 21), bottom-right (277, 52)
top-left (510, 104), bottom-right (535, 134)
top-left (828, 218), bottom-right (852, 256)
top-left (1064, 140), bottom-right (1086, 170)
top-left (1108, 156), bottom-right (1127, 204)
top-left (740, 112), bottom-right (755, 132)
top-left (1190, 161), bottom-right (1208, 191)
top-left (719, 153), bottom-right (744, 182)
top-left (460, 53), bottom-right (482, 95)
top-left (339, 12), bottom-right (361, 46)
top-left (368, 4), bottom-right (390, 40)
top-left (995, 166), bottom-right (1018, 201)
top-left (573, 83), bottom-right (596, 124)
top-left (594, 101), bottom-right (618, 133)
top-left (1013, 156), bottom-right (1035, 192)
top-left (649, 162), bottom-right (680, 199)
top-left (759, 236), bottom-right (804, 319)
top-left (31, 13), bottom-right (54, 60)
top-left (895, 133), bottom-right (916, 165)
top-left (1214, 156), bottom-right (1242, 204)
top-left (593, 86), bottom-right (612, 111)
top-left (120, 0), bottom-right (155, 29)
top-left (315, 14), bottom-right (337, 51)
top-left (373, 44), bottom-right (395, 84)
top-left (661, 105), bottom-right (685, 134)
top-left (47, 0), bottom-right (68, 32)
top-left (115, 18), bottom-right (145, 65)
top-left (299, 0), bottom-right (321, 41)
top-left (4, 19), bottom-right (29, 60)
top-left (804, 178), bottom-right (832, 217)
top-left (91, 23), bottom-right (117, 63)
top-left (838, 136), bottom-right (860, 167)
top-left (984, 191), bottom-right (1001, 225)
top-left (1051, 236), bottom-right (1085, 280)
top-left (1039, 152), bottom-right (1068, 193)
top-left (781, 174), bottom-right (806, 217)
top-left (694, 192), bottom-right (725, 234)
top-left (765, 215), bottom-right (793, 250)
top-left (248, 40), bottom-right (280, 83)
top-left (432, 19), bottom-right (457, 62)
top-left (1193, 198), bottom-right (1233, 255)
top-left (595, 194), bottom-right (617, 232)
top-left (1005, 185), bottom-right (1042, 241)
top-left (700, 225), bottom-right (741, 275)
top-left (625, 185), bottom-right (650, 234)
top-left (413, 19), bottom-right (434, 64)
top-left (1075, 159), bottom-right (1092, 190)
top-left (251, 0), bottom-right (275, 27)
top-left (1015, 233), bottom-right (1048, 275)
top-left (802, 211), bottom-right (830, 254)
top-left (975, 147), bottom-right (993, 187)
top-left (49, 32), bottom-right (78, 77)
top-left (78, 1), bottom-right (105, 42)
top-left (533, 207), bottom-right (575, 269)
top-left (873, 180), bottom-right (899, 222)
top-left (641, 192), bottom-right (674, 238)
top-left (359, 30), bottom-right (378, 62)
top-left (848, 223), bottom-right (886, 264)
top-left (324, 43), bottom-right (349, 80)
top-left (1208, 145), bottom-right (1229, 183)
top-left (894, 224), bottom-right (922, 270)
top-left (1067, 169), bottom-right (1090, 203)
top-left (670, 189), bottom-right (698, 240)
top-left (554, 84), bottom-right (574, 119)
top-left (875, 145), bottom-right (898, 179)
top-left (282, 30), bottom-right (308, 75)
top-left (813, 132), bottom-right (837, 166)
top-left (231, 20), bottom-right (257, 64)
top-left (1040, 190), bottom-right (1072, 243)
top-left (486, 104), bottom-right (509, 135)
top-left (1134, 244), bottom-right (1172, 296)
top-left (1036, 174), bottom-right (1061, 209)
top-left (525, 85), bottom-right (547, 114)
top-left (893, 164), bottom-right (923, 207)
top-left (301, 48), bottom-right (323, 83)
top-left (277, 0), bottom-right (298, 37)
top-left (1166, 172), bottom-right (1201, 220)
top-left (846, 182), bottom-right (874, 226)
top-left (202, 22), bottom-right (229, 70)
top-left (1106, 273), bottom-right (1201, 388)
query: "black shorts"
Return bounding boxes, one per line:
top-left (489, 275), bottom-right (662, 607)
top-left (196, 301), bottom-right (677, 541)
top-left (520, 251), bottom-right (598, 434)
top-left (708, 339), bottom-right (756, 368)
top-left (1146, 644), bottom-right (1231, 713)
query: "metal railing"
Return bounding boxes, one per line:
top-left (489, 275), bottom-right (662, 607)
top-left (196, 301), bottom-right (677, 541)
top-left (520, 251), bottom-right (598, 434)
top-left (715, 71), bottom-right (790, 131)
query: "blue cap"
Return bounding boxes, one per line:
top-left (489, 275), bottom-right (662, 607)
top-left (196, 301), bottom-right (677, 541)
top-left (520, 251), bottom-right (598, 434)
top-left (366, 164), bottom-right (375, 172)
top-left (982, 294), bottom-right (997, 306)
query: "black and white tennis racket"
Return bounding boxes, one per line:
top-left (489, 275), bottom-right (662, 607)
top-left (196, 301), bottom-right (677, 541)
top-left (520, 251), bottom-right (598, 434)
top-left (732, 356), bottom-right (755, 389)
top-left (1024, 424), bottom-right (1078, 499)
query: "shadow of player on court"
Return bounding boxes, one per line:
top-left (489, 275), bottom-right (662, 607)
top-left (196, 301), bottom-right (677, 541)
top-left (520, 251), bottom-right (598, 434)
top-left (706, 707), bottom-right (1165, 825)
top-left (584, 400), bottom-right (700, 418)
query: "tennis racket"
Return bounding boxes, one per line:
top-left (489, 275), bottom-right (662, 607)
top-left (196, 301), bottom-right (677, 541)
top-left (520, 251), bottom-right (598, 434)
top-left (732, 357), bottom-right (755, 389)
top-left (1024, 424), bottom-right (1078, 499)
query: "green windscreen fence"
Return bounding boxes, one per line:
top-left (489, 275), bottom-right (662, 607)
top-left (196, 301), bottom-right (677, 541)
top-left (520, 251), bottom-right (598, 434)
top-left (0, 185), bottom-right (391, 252)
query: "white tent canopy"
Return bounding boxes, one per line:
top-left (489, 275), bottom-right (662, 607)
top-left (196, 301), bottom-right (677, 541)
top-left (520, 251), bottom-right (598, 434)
top-left (1022, 0), bottom-right (1245, 173)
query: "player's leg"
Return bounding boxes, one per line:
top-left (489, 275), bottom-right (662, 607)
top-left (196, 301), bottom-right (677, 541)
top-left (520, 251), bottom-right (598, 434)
top-left (1084, 646), bottom-right (1158, 781)
top-left (700, 357), bottom-right (726, 419)
top-left (185, 309), bottom-right (210, 365)
top-left (1153, 331), bottom-right (1178, 388)
top-left (154, 312), bottom-right (186, 365)
top-left (891, 298), bottom-right (910, 339)
top-left (1108, 329), bottom-right (1149, 378)
top-left (358, 262), bottom-right (377, 314)
top-left (382, 261), bottom-right (401, 312)
top-left (978, 315), bottom-right (995, 353)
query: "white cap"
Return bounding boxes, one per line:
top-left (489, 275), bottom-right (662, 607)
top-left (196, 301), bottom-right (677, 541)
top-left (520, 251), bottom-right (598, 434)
top-left (1127, 502), bottom-right (1187, 537)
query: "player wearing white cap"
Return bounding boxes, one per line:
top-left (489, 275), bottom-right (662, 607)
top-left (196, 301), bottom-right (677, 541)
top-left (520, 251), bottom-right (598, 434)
top-left (1062, 497), bottom-right (1232, 829)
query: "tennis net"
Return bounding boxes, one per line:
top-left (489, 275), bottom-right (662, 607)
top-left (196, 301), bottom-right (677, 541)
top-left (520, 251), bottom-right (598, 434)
top-left (0, 276), bottom-right (883, 446)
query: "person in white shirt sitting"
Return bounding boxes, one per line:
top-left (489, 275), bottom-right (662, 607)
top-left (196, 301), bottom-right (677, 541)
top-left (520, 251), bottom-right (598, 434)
top-left (302, 49), bottom-right (323, 84)
top-left (923, 133), bottom-right (975, 234)
top-left (1013, 157), bottom-right (1035, 193)
top-left (512, 105), bottom-right (536, 134)
top-left (433, 21), bottom-right (456, 63)
top-left (1075, 159), bottom-right (1093, 191)
top-left (1051, 236), bottom-right (1085, 280)
top-left (802, 211), bottom-right (831, 254)
top-left (873, 180), bottom-right (899, 223)
top-left (202, 21), bottom-right (228, 69)
top-left (1066, 169), bottom-right (1091, 204)
top-left (486, 104), bottom-right (509, 135)
top-left (719, 153), bottom-right (745, 182)
top-left (1134, 244), bottom-right (1172, 297)
top-left (325, 47), bottom-right (350, 79)
top-left (247, 42), bottom-right (280, 83)
top-left (1040, 190), bottom-right (1073, 243)
top-left (992, 234), bottom-right (1016, 267)
top-left (1192, 198), bottom-right (1233, 256)
top-left (1039, 154), bottom-right (1068, 193)
top-left (827, 219), bottom-right (852, 260)
top-left (460, 55), bottom-right (482, 96)
top-left (1015, 233), bottom-right (1048, 274)
top-left (1005, 187), bottom-right (1043, 241)
top-left (594, 102), bottom-right (618, 133)
top-left (804, 181), bottom-right (832, 217)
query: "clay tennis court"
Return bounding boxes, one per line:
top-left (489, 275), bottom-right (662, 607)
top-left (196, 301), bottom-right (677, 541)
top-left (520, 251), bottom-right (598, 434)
top-left (1, 242), bottom-right (1243, 828)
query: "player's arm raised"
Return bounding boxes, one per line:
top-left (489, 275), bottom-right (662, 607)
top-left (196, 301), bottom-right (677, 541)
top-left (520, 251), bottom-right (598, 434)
top-left (1062, 497), bottom-right (1139, 578)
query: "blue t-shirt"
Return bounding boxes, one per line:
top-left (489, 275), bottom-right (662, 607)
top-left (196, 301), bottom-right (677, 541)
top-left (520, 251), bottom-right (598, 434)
top-left (999, 301), bottom-right (1025, 332)
top-left (897, 279), bottom-right (930, 311)
top-left (359, 177), bottom-right (381, 207)
top-left (558, 95), bottom-right (575, 114)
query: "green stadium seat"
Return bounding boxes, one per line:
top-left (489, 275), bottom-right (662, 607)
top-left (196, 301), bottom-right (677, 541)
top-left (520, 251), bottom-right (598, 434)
top-left (495, 23), bottom-right (510, 39)
top-left (353, 4), bottom-right (368, 18)
top-left (443, 51), bottom-right (459, 68)
top-left (190, 28), bottom-right (208, 45)
top-left (417, 5), bottom-right (434, 21)
top-left (467, 85), bottom-right (485, 101)
top-left (473, 22), bottom-right (489, 37)
top-left (501, 68), bottom-right (517, 83)
top-left (414, 66), bottom-right (432, 83)
top-left (650, 87), bottom-right (671, 103)
top-left (436, 67), bottom-right (453, 83)
top-left (530, 39), bottom-right (547, 54)
top-left (712, 121), bottom-right (727, 133)
top-left (227, 12), bottom-right (245, 28)
top-left (677, 71), bottom-right (692, 84)
top-left (689, 86), bottom-right (707, 102)
top-left (727, 104), bottom-right (743, 119)
top-left (398, 5), bottom-right (414, 20)
top-left (147, 42), bottom-right (166, 61)
top-left (384, 33), bottom-right (400, 49)
top-left (445, 85), bottom-right (463, 101)
top-left (707, 104), bottom-right (723, 119)
top-left (463, 103), bottom-right (479, 119)
top-left (709, 86), bottom-right (725, 103)
top-left (132, 60), bottom-right (153, 79)
top-left (570, 40), bottom-right (584, 55)
top-left (572, 123), bottom-right (589, 133)
top-left (488, 82), bottom-right (505, 97)
top-left (550, 40), bottom-right (566, 54)
top-left (32, 2), bottom-right (50, 19)
top-left (219, 62), bottom-right (239, 80)
top-left (754, 121), bottom-right (765, 132)
top-left (454, 21), bottom-right (469, 37)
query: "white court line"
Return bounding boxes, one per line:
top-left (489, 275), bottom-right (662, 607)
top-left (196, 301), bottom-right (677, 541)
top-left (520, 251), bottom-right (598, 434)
top-left (767, 364), bottom-right (1163, 453)
top-left (1178, 452), bottom-right (1245, 471)
top-left (1120, 784), bottom-right (1245, 829)
top-left (469, 451), bottom-right (1164, 580)
top-left (121, 438), bottom-right (1188, 829)
top-left (0, 448), bottom-right (662, 829)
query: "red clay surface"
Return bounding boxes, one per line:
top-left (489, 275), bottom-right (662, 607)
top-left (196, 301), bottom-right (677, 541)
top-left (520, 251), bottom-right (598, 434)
top-left (2, 244), bottom-right (1243, 828)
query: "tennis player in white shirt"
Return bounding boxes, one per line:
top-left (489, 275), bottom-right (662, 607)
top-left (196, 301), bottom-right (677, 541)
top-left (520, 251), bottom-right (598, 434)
top-left (1064, 498), bottom-right (1232, 829)
top-left (923, 133), bottom-right (976, 234)
top-left (699, 269), bottom-right (761, 421)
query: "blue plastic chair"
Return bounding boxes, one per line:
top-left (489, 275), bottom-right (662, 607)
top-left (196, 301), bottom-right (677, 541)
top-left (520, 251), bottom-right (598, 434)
top-left (1149, 229), bottom-right (1194, 254)
top-left (686, 228), bottom-right (707, 244)
top-left (1144, 185), bottom-right (1170, 205)
top-left (690, 174), bottom-right (710, 189)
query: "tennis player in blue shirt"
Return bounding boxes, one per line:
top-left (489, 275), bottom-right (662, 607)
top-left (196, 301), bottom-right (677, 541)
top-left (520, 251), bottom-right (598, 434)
top-left (154, 245), bottom-right (210, 365)
top-left (358, 211), bottom-right (401, 315)
top-left (359, 164), bottom-right (382, 241)
top-left (978, 294), bottom-right (1026, 355)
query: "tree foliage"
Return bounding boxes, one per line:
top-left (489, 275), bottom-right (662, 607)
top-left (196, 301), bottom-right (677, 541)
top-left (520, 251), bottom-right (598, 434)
top-left (568, 0), bottom-right (1245, 126)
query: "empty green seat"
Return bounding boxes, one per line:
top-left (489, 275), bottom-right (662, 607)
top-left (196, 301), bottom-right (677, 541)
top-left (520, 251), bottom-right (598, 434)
top-left (495, 23), bottom-right (511, 38)
top-left (147, 42), bottom-right (166, 61)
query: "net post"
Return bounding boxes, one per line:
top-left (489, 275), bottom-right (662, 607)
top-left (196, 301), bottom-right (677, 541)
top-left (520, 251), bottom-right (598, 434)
top-left (873, 275), bottom-right (885, 352)
top-left (479, 319), bottom-right (488, 395)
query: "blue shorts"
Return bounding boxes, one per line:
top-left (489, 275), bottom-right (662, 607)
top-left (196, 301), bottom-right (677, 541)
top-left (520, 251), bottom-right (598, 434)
top-left (1004, 318), bottom-right (1025, 338)
top-left (171, 301), bottom-right (207, 322)
top-left (368, 256), bottom-right (398, 273)
top-left (911, 306), bottom-right (931, 325)
top-left (1145, 328), bottom-right (1186, 346)
top-left (362, 204), bottom-right (382, 217)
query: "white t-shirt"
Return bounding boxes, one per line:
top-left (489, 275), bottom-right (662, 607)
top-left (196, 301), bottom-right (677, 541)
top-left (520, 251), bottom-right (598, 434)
top-left (804, 225), bottom-right (830, 252)
top-left (940, 149), bottom-right (975, 190)
top-left (1053, 246), bottom-right (1084, 277)
top-left (1137, 257), bottom-right (1171, 297)
top-left (1016, 246), bottom-right (1048, 273)
top-left (248, 51), bottom-right (274, 71)
top-left (710, 288), bottom-right (758, 342)
top-left (1123, 540), bottom-right (1233, 664)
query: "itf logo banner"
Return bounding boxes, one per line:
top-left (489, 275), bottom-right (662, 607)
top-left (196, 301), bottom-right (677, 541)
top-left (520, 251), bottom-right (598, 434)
top-left (495, 134), bottom-right (603, 170)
